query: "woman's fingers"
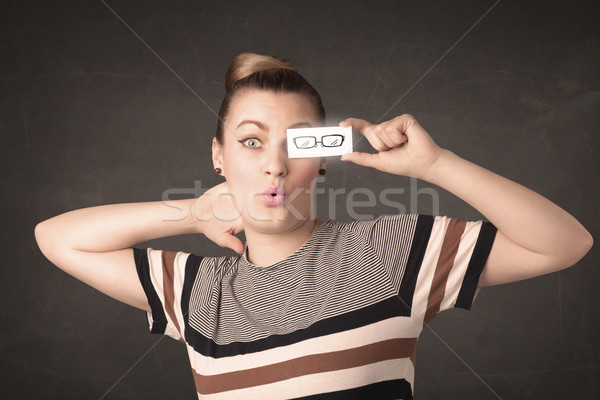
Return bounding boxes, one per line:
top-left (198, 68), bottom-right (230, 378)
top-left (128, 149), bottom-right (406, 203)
top-left (366, 124), bottom-right (405, 150)
top-left (363, 126), bottom-right (392, 151)
top-left (339, 118), bottom-right (371, 133)
top-left (221, 233), bottom-right (245, 254)
top-left (196, 181), bottom-right (246, 253)
top-left (205, 228), bottom-right (244, 254)
top-left (341, 118), bottom-right (390, 151)
top-left (340, 151), bottom-right (381, 169)
top-left (341, 117), bottom-right (409, 152)
top-left (339, 114), bottom-right (442, 178)
top-left (384, 124), bottom-right (409, 146)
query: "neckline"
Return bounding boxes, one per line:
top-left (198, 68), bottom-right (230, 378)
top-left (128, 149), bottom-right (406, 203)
top-left (240, 220), bottom-right (331, 270)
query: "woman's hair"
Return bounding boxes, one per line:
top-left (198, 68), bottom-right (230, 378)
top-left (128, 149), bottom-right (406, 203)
top-left (215, 53), bottom-right (326, 144)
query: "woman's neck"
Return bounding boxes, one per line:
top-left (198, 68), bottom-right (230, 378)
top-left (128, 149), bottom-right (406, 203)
top-left (243, 218), bottom-right (322, 267)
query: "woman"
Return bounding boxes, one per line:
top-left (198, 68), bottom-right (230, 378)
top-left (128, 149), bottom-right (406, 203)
top-left (35, 53), bottom-right (593, 399)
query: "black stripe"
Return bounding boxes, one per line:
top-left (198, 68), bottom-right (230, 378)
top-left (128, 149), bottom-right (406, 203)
top-left (291, 379), bottom-right (413, 400)
top-left (181, 253), bottom-right (203, 342)
top-left (397, 214), bottom-right (434, 315)
top-left (133, 247), bottom-right (168, 334)
top-left (455, 221), bottom-right (498, 309)
top-left (184, 295), bottom-right (408, 358)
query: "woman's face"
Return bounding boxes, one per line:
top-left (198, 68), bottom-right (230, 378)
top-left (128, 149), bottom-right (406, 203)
top-left (212, 89), bottom-right (325, 233)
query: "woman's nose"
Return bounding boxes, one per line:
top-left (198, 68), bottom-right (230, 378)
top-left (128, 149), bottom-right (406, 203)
top-left (263, 143), bottom-right (288, 177)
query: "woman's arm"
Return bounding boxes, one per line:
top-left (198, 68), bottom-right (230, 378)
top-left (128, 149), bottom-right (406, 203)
top-left (420, 149), bottom-right (592, 286)
top-left (340, 115), bottom-right (593, 287)
top-left (35, 182), bottom-right (244, 310)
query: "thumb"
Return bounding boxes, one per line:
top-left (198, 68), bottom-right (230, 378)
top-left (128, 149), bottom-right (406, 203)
top-left (339, 117), bottom-right (372, 133)
top-left (340, 152), bottom-right (380, 169)
top-left (219, 233), bottom-right (245, 254)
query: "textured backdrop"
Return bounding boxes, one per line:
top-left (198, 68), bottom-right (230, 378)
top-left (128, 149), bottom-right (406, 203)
top-left (1, 0), bottom-right (598, 399)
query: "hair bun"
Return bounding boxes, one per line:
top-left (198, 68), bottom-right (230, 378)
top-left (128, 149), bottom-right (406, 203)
top-left (225, 53), bottom-right (297, 92)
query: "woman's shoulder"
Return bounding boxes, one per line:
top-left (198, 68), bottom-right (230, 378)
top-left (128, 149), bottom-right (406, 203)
top-left (324, 213), bottom-right (420, 232)
top-left (136, 247), bottom-right (241, 276)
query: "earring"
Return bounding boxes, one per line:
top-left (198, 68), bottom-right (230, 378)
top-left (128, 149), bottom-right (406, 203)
top-left (318, 168), bottom-right (326, 176)
top-left (214, 167), bottom-right (222, 175)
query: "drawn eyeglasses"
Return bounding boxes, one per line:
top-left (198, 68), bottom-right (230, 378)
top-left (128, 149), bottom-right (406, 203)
top-left (292, 134), bottom-right (345, 149)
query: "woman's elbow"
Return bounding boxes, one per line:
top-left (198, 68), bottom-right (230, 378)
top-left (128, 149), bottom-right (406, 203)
top-left (34, 219), bottom-right (60, 259)
top-left (561, 228), bottom-right (593, 271)
top-left (34, 220), bottom-right (47, 246)
top-left (580, 229), bottom-right (594, 258)
top-left (34, 221), bottom-right (50, 254)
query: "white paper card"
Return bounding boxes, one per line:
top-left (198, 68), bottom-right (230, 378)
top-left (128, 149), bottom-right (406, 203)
top-left (286, 126), bottom-right (353, 158)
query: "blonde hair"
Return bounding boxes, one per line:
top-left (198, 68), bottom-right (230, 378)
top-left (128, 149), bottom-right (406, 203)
top-left (225, 53), bottom-right (297, 92)
top-left (215, 52), bottom-right (325, 144)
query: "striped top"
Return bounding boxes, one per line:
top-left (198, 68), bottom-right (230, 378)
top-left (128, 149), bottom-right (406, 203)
top-left (134, 214), bottom-right (497, 399)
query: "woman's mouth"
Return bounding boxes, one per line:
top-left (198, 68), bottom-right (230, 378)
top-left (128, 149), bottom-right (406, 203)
top-left (262, 186), bottom-right (287, 206)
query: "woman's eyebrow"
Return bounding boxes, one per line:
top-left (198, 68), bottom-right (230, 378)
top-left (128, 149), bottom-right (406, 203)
top-left (236, 120), bottom-right (314, 130)
top-left (236, 120), bottom-right (267, 130)
top-left (288, 121), bottom-right (314, 129)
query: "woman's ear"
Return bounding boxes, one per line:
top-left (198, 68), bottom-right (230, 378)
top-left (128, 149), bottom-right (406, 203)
top-left (212, 137), bottom-right (223, 172)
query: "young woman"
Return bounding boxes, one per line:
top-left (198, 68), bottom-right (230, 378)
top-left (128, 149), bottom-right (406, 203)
top-left (35, 53), bottom-right (593, 399)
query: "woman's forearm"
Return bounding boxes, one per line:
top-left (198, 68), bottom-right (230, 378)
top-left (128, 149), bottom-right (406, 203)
top-left (35, 199), bottom-right (200, 253)
top-left (421, 149), bottom-right (593, 260)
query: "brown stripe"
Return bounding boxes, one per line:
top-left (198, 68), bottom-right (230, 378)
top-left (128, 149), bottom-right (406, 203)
top-left (423, 219), bottom-right (466, 325)
top-left (161, 250), bottom-right (181, 335)
top-left (193, 337), bottom-right (418, 395)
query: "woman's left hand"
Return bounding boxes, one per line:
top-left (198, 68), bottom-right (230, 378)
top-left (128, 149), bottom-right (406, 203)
top-left (339, 114), bottom-right (444, 179)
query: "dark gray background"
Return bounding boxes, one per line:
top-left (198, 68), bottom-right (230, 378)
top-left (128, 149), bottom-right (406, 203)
top-left (1, 0), bottom-right (598, 399)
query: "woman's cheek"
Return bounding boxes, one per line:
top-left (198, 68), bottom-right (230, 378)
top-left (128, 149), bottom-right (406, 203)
top-left (224, 153), bottom-right (256, 185)
top-left (291, 161), bottom-right (320, 188)
top-left (222, 170), bottom-right (249, 212)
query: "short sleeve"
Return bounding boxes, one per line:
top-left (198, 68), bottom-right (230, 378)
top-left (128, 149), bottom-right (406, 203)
top-left (370, 214), bottom-right (497, 323)
top-left (132, 247), bottom-right (199, 342)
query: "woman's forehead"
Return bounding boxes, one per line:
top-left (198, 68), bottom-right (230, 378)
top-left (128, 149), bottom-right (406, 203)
top-left (228, 90), bottom-right (319, 125)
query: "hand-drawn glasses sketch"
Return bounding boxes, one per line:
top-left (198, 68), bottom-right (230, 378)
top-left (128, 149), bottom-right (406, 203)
top-left (287, 126), bottom-right (353, 158)
top-left (292, 134), bottom-right (345, 149)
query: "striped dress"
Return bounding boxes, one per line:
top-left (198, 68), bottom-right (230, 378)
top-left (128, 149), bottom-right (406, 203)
top-left (134, 214), bottom-right (497, 399)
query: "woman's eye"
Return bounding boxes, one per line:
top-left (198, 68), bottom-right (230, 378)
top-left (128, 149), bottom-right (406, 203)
top-left (240, 138), bottom-right (261, 149)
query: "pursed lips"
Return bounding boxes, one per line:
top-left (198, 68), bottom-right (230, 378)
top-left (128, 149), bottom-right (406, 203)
top-left (262, 186), bottom-right (287, 206)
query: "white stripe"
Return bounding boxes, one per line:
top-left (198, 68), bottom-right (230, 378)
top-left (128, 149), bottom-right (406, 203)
top-left (146, 248), bottom-right (183, 341)
top-left (188, 316), bottom-right (416, 375)
top-left (197, 358), bottom-right (413, 400)
top-left (411, 216), bottom-right (450, 321)
top-left (441, 220), bottom-right (482, 311)
top-left (172, 251), bottom-right (187, 335)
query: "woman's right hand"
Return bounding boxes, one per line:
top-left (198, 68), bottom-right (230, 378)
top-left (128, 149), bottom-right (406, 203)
top-left (193, 182), bottom-right (245, 254)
